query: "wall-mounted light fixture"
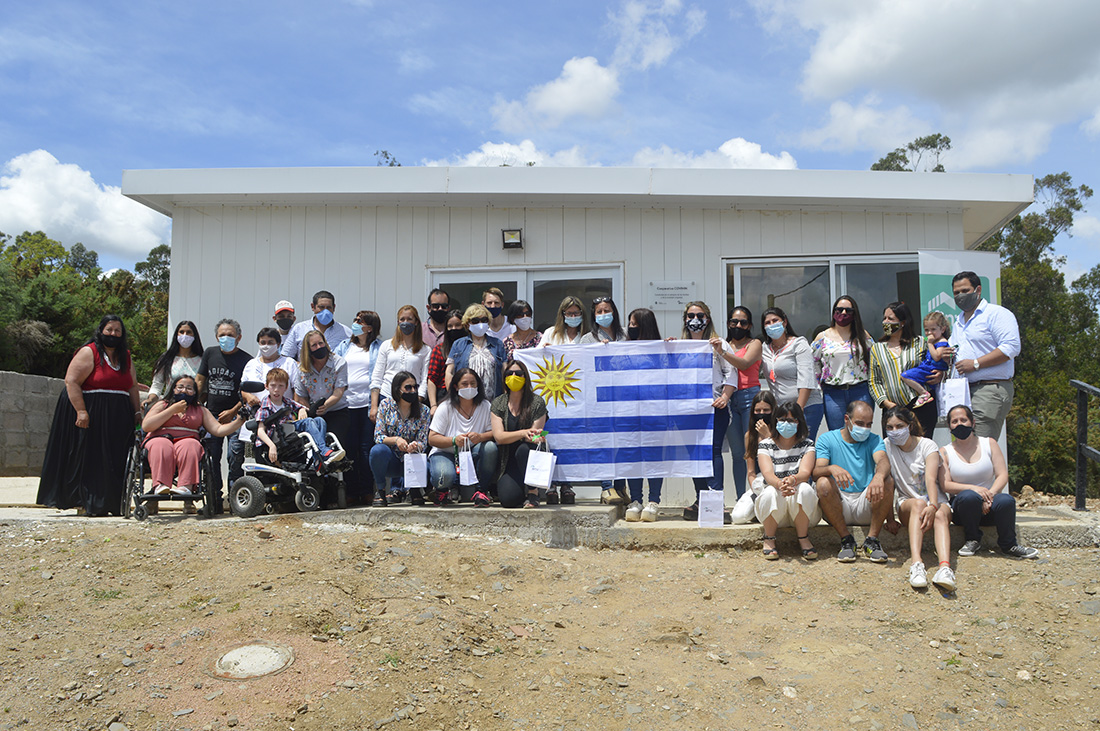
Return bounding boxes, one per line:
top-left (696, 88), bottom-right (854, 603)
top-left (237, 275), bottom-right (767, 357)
top-left (502, 229), bottom-right (523, 249)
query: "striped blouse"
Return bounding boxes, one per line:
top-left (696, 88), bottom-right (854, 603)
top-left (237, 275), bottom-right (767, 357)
top-left (868, 338), bottom-right (926, 408)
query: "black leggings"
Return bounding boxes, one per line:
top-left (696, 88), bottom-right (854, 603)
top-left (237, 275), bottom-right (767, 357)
top-left (496, 442), bottom-right (533, 508)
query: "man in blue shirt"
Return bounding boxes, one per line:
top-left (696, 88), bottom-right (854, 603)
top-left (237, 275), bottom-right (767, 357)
top-left (813, 400), bottom-right (895, 563)
top-left (281, 290), bottom-right (353, 359)
top-left (949, 271), bottom-right (1021, 439)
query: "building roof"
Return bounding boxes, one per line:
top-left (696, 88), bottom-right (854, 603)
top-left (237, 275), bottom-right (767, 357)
top-left (123, 166), bottom-right (1033, 248)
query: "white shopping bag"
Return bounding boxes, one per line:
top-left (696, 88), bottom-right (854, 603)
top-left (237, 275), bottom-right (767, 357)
top-left (524, 442), bottom-right (557, 489)
top-left (403, 452), bottom-right (428, 488)
top-left (698, 489), bottom-right (725, 528)
top-left (458, 445), bottom-right (478, 487)
top-left (937, 377), bottom-right (972, 422)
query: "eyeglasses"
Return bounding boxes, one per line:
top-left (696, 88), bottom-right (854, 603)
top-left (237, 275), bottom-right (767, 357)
top-left (834, 307), bottom-right (854, 314)
top-left (401, 384), bottom-right (417, 392)
top-left (728, 318), bottom-right (750, 326)
top-left (592, 296), bottom-right (612, 305)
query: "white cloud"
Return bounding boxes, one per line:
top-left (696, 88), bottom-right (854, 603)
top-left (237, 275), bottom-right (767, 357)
top-left (1073, 214), bottom-right (1100, 240)
top-left (609, 0), bottom-right (706, 71)
top-left (491, 57), bottom-right (620, 134)
top-left (422, 140), bottom-right (592, 168)
top-left (800, 98), bottom-right (930, 154)
top-left (398, 49), bottom-right (433, 74)
top-left (1082, 110), bottom-right (1100, 137)
top-left (0, 150), bottom-right (169, 261)
top-left (631, 137), bottom-right (797, 169)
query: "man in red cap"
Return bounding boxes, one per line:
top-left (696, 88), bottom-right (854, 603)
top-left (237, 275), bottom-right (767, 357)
top-left (273, 300), bottom-right (296, 340)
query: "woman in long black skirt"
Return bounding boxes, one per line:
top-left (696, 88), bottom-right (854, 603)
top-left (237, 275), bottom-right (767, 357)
top-left (37, 315), bottom-right (141, 516)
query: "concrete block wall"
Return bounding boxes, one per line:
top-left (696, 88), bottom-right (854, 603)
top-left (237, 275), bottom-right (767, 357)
top-left (0, 371), bottom-right (64, 477)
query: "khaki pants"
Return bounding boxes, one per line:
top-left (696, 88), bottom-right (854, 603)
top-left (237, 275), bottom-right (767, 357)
top-left (969, 380), bottom-right (1014, 439)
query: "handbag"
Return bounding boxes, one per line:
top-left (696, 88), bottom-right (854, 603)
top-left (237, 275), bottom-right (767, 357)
top-left (457, 443), bottom-right (478, 487)
top-left (524, 441), bottom-right (557, 489)
top-left (403, 451), bottom-right (428, 488)
top-left (698, 489), bottom-right (725, 528)
top-left (936, 374), bottom-right (972, 422)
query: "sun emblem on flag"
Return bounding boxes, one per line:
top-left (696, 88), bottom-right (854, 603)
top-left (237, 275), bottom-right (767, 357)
top-left (531, 355), bottom-right (582, 407)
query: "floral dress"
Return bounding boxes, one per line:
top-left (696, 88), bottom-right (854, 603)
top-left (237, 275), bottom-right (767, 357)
top-left (811, 335), bottom-right (871, 386)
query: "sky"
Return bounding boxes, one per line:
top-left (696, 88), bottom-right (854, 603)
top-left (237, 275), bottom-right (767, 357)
top-left (1, 0), bottom-right (1099, 280)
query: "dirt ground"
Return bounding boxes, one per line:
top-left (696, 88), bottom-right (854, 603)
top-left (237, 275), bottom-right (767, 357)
top-left (1, 514), bottom-right (1098, 731)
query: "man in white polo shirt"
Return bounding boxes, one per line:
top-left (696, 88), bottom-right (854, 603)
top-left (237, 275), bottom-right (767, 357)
top-left (949, 271), bottom-right (1021, 439)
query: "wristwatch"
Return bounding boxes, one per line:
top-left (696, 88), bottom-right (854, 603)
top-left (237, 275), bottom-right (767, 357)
top-left (973, 359), bottom-right (981, 371)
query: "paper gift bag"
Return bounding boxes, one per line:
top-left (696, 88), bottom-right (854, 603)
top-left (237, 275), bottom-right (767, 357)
top-left (403, 452), bottom-right (428, 488)
top-left (937, 377), bottom-right (972, 422)
top-left (458, 445), bottom-right (478, 486)
top-left (524, 443), bottom-right (556, 488)
top-left (698, 489), bottom-right (725, 528)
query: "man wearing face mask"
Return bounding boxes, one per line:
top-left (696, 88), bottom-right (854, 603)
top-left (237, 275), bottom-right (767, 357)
top-left (281, 290), bottom-right (353, 358)
top-left (241, 327), bottom-right (302, 405)
top-left (273, 301), bottom-right (296, 340)
top-left (948, 271), bottom-right (1021, 440)
top-left (422, 289), bottom-right (451, 349)
top-left (196, 318), bottom-right (253, 497)
top-left (482, 287), bottom-right (515, 342)
top-left (813, 400), bottom-right (896, 563)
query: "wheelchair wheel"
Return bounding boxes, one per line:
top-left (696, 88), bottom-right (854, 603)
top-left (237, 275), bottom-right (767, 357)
top-left (121, 442), bottom-right (143, 519)
top-left (295, 486), bottom-right (321, 512)
top-left (230, 476), bottom-right (266, 518)
top-left (133, 503), bottom-right (148, 521)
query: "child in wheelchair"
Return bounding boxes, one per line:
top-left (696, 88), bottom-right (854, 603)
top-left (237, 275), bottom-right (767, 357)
top-left (254, 368), bottom-right (345, 471)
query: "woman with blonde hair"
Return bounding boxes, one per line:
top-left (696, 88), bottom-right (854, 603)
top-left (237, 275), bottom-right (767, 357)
top-left (446, 303), bottom-right (508, 400)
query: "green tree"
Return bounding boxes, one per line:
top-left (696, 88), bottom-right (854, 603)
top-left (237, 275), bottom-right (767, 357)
top-left (871, 133), bottom-right (952, 172)
top-left (374, 150), bottom-right (402, 167)
top-left (134, 244), bottom-right (170, 292)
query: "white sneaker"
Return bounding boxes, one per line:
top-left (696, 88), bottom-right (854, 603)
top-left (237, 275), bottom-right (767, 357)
top-left (624, 501), bottom-right (643, 522)
top-left (154, 484), bottom-right (171, 496)
top-left (932, 565), bottom-right (957, 592)
top-left (640, 501), bottom-right (659, 522)
top-left (908, 562), bottom-right (928, 588)
top-left (170, 484), bottom-right (195, 496)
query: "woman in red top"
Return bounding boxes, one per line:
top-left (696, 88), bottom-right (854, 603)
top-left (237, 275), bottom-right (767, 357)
top-left (140, 375), bottom-right (245, 496)
top-left (37, 315), bottom-right (142, 516)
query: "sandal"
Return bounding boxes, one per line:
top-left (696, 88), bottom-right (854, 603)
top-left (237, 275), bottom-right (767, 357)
top-left (797, 534), bottom-right (818, 560)
top-left (914, 392), bottom-right (933, 407)
top-left (523, 491), bottom-right (540, 509)
top-left (762, 534), bottom-right (779, 560)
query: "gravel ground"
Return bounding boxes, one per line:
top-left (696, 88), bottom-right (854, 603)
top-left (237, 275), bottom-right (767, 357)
top-left (1, 515), bottom-right (1098, 731)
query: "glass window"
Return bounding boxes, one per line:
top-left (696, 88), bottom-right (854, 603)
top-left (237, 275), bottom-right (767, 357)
top-left (531, 277), bottom-right (612, 333)
top-left (731, 264), bottom-right (831, 340)
top-left (435, 281), bottom-right (518, 316)
top-left (836, 262), bottom-right (920, 340)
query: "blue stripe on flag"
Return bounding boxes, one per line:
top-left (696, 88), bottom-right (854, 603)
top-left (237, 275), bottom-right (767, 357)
top-left (597, 383), bottom-right (712, 401)
top-left (593, 353), bottom-right (712, 371)
top-left (548, 413), bottom-right (713, 433)
top-left (555, 444), bottom-right (712, 465)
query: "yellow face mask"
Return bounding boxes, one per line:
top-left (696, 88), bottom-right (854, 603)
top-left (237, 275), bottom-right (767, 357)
top-left (505, 374), bottom-right (526, 392)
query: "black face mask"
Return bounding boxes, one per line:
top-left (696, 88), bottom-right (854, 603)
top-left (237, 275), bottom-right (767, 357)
top-left (101, 334), bottom-right (123, 348)
top-left (428, 309), bottom-right (449, 324)
top-left (751, 413), bottom-right (772, 426)
top-left (627, 326), bottom-right (641, 340)
top-left (400, 391), bottom-right (419, 404)
top-left (444, 329), bottom-right (466, 348)
top-left (276, 317), bottom-right (295, 331)
top-left (310, 346), bottom-right (329, 360)
top-left (954, 291), bottom-right (981, 312)
top-left (174, 392), bottom-right (197, 406)
top-left (950, 423), bottom-right (974, 440)
top-left (728, 326), bottom-right (751, 341)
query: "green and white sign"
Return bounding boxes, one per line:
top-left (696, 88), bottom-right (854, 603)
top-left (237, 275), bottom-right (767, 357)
top-left (917, 251), bottom-right (1001, 320)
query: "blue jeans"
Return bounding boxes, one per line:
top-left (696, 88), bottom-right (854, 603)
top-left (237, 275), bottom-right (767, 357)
top-left (804, 402), bottom-right (825, 441)
top-left (952, 490), bottom-right (1019, 550)
top-left (429, 442), bottom-right (499, 501)
top-left (725, 386), bottom-right (760, 498)
top-left (368, 443), bottom-right (405, 490)
top-left (822, 382), bottom-right (875, 432)
top-left (627, 478), bottom-right (663, 504)
top-left (693, 404), bottom-right (730, 497)
top-left (293, 417), bottom-right (328, 459)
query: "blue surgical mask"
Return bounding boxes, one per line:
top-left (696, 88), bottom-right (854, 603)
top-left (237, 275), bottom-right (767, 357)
top-left (849, 424), bottom-right (872, 442)
top-left (351, 322), bottom-right (364, 336)
top-left (765, 322), bottom-right (786, 339)
top-left (775, 421), bottom-right (798, 438)
top-left (315, 308), bottom-right (334, 326)
top-left (218, 335), bottom-right (237, 353)
top-left (564, 315), bottom-right (583, 328)
top-left (595, 313), bottom-right (614, 328)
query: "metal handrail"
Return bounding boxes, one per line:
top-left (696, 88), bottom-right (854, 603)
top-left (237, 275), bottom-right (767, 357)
top-left (1070, 380), bottom-right (1100, 511)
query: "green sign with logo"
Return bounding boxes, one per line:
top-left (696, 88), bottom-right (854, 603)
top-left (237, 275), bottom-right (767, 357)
top-left (917, 252), bottom-right (1001, 322)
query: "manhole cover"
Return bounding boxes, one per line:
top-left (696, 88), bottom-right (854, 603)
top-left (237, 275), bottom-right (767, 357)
top-left (210, 641), bottom-right (294, 679)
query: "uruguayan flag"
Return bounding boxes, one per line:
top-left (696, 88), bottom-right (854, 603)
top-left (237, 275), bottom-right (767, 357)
top-left (515, 341), bottom-right (714, 481)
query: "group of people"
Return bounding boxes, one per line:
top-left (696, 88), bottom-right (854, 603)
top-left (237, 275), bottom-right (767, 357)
top-left (36, 271), bottom-right (1035, 583)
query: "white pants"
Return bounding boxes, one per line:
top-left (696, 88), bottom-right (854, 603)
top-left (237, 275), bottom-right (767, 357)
top-left (730, 474), bottom-right (765, 524)
top-left (755, 482), bottom-right (822, 529)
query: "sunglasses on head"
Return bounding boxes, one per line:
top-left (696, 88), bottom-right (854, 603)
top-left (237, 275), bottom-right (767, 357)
top-left (592, 296), bottom-right (612, 305)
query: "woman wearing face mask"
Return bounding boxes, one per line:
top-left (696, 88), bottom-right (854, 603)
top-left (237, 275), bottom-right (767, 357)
top-left (760, 307), bottom-right (824, 440)
top-left (755, 401), bottom-right (821, 560)
top-left (679, 301), bottom-right (738, 522)
top-left (482, 287), bottom-right (515, 342)
top-left (729, 391), bottom-right (777, 524)
top-left (335, 311), bottom-right (383, 505)
top-left (370, 305), bottom-right (430, 422)
top-left (242, 328), bottom-right (302, 397)
top-left (490, 360), bottom-right (549, 508)
top-left (882, 407), bottom-right (954, 590)
top-left (720, 306), bottom-right (763, 501)
top-left (427, 368), bottom-right (498, 506)
top-left (580, 296), bottom-right (626, 344)
top-left (869, 301), bottom-right (938, 438)
top-left (539, 296), bottom-right (589, 346)
top-left (296, 331), bottom-right (349, 505)
top-left (446, 304), bottom-right (508, 401)
top-left (38, 315), bottom-right (142, 516)
top-left (140, 375), bottom-right (245, 498)
top-left (427, 309), bottom-right (466, 415)
top-left (940, 405), bottom-right (1039, 560)
top-left (622, 308), bottom-right (664, 521)
top-left (370, 371), bottom-right (431, 505)
top-left (145, 321), bottom-right (204, 407)
top-left (812, 295), bottom-right (875, 432)
top-left (503, 300), bottom-right (541, 357)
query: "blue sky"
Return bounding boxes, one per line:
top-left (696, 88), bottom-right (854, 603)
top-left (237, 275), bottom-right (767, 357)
top-left (1, 0), bottom-right (1099, 282)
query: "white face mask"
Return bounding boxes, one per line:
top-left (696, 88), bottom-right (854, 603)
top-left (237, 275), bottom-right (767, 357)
top-left (457, 387), bottom-right (478, 400)
top-left (176, 334), bottom-right (195, 349)
top-left (886, 427), bottom-right (910, 445)
top-left (469, 322), bottom-right (490, 337)
top-left (515, 316), bottom-right (533, 331)
top-left (258, 343), bottom-right (279, 359)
